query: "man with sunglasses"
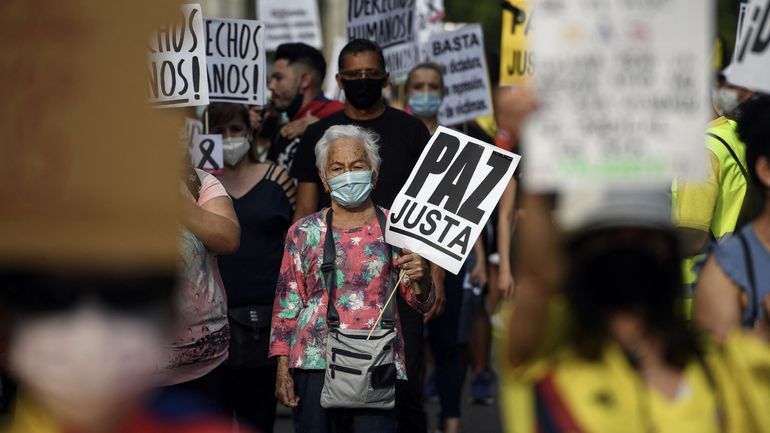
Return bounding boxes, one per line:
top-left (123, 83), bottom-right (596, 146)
top-left (289, 39), bottom-right (434, 433)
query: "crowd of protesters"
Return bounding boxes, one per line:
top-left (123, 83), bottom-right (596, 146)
top-left (2, 15), bottom-right (770, 433)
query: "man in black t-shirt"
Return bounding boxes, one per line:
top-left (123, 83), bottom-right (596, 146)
top-left (289, 39), bottom-right (432, 433)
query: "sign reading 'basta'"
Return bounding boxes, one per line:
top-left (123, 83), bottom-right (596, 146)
top-left (386, 127), bottom-right (519, 274)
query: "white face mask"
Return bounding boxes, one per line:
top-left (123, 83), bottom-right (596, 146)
top-left (711, 87), bottom-right (741, 116)
top-left (8, 306), bottom-right (164, 428)
top-left (222, 136), bottom-right (250, 166)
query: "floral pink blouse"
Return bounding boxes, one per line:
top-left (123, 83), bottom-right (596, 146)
top-left (268, 208), bottom-right (434, 379)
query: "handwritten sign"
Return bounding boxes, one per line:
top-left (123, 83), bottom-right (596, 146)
top-left (524, 0), bottom-right (711, 191)
top-left (725, 0), bottom-right (770, 93)
top-left (191, 134), bottom-right (223, 174)
top-left (386, 127), bottom-right (519, 274)
top-left (258, 0), bottom-right (323, 51)
top-left (148, 3), bottom-right (209, 108)
top-left (422, 25), bottom-right (493, 125)
top-left (500, 0), bottom-right (532, 85)
top-left (205, 18), bottom-right (266, 104)
top-left (347, 0), bottom-right (419, 79)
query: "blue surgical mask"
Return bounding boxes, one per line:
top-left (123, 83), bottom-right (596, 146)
top-left (328, 170), bottom-right (373, 208)
top-left (409, 92), bottom-right (442, 117)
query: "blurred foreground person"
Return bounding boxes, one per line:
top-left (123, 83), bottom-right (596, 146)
top-left (695, 95), bottom-right (770, 342)
top-left (0, 273), bottom-right (244, 433)
top-left (210, 102), bottom-right (295, 433)
top-left (504, 187), bottom-right (770, 432)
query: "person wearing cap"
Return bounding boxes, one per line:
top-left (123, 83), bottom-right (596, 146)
top-left (264, 42), bottom-right (345, 172)
top-left (672, 72), bottom-right (756, 306)
top-left (501, 188), bottom-right (769, 432)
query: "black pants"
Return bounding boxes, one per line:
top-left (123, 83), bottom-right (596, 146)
top-left (427, 270), bottom-right (465, 422)
top-left (396, 293), bottom-right (428, 433)
top-left (166, 362), bottom-right (278, 433)
top-left (224, 363), bottom-right (278, 433)
top-left (292, 370), bottom-right (398, 433)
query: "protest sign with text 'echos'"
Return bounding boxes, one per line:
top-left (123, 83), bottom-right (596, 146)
top-left (148, 4), bottom-right (209, 108)
top-left (205, 18), bottom-right (266, 105)
top-left (386, 127), bottom-right (519, 274)
top-left (726, 0), bottom-right (770, 93)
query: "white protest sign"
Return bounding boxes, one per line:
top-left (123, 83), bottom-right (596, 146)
top-left (258, 0), bottom-right (323, 51)
top-left (185, 117), bottom-right (203, 143)
top-left (524, 0), bottom-right (711, 191)
top-left (386, 127), bottom-right (520, 274)
top-left (204, 18), bottom-right (266, 105)
top-left (191, 134), bottom-right (224, 173)
top-left (726, 0), bottom-right (770, 92)
top-left (417, 0), bottom-right (445, 43)
top-left (148, 4), bottom-right (209, 108)
top-left (422, 25), bottom-right (493, 125)
top-left (347, 0), bottom-right (420, 79)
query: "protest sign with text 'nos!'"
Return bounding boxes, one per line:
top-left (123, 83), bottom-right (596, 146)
top-left (386, 127), bottom-right (519, 274)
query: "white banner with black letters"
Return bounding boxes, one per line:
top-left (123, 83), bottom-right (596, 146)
top-left (347, 0), bottom-right (419, 79)
top-left (386, 127), bottom-right (520, 274)
top-left (205, 18), bottom-right (266, 105)
top-left (422, 24), bottom-right (494, 125)
top-left (726, 0), bottom-right (770, 93)
top-left (258, 0), bottom-right (323, 51)
top-left (148, 3), bottom-right (209, 108)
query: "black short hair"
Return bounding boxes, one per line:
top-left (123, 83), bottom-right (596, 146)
top-left (737, 94), bottom-right (770, 192)
top-left (275, 43), bottom-right (327, 81)
top-left (338, 39), bottom-right (386, 73)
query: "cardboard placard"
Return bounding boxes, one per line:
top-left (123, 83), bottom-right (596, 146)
top-left (500, 0), bottom-right (533, 86)
top-left (386, 127), bottom-right (519, 274)
top-left (258, 0), bottom-right (323, 51)
top-left (148, 3), bottom-right (209, 108)
top-left (725, 0), bottom-right (770, 93)
top-left (422, 25), bottom-right (494, 125)
top-left (205, 18), bottom-right (266, 104)
top-left (524, 0), bottom-right (711, 191)
top-left (347, 0), bottom-right (420, 79)
top-left (191, 134), bottom-right (223, 174)
top-left (0, 0), bottom-right (182, 271)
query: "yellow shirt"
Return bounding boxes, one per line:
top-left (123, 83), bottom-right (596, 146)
top-left (495, 297), bottom-right (765, 433)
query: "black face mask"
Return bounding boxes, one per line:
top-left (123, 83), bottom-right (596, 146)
top-left (341, 78), bottom-right (385, 109)
top-left (258, 112), bottom-right (281, 139)
top-left (284, 91), bottom-right (304, 119)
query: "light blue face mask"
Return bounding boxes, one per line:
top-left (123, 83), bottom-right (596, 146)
top-left (328, 170), bottom-right (373, 208)
top-left (409, 92), bottom-right (442, 117)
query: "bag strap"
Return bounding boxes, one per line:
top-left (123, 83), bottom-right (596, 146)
top-left (706, 132), bottom-right (749, 181)
top-left (736, 231), bottom-right (759, 325)
top-left (322, 207), bottom-right (397, 329)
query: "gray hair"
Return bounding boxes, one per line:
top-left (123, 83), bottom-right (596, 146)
top-left (315, 124), bottom-right (382, 174)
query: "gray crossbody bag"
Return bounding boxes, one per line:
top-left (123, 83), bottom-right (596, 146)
top-left (319, 207), bottom-right (399, 409)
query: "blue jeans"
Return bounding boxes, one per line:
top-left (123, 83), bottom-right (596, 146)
top-left (292, 370), bottom-right (398, 433)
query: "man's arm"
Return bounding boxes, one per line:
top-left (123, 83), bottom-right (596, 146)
top-left (293, 181), bottom-right (320, 223)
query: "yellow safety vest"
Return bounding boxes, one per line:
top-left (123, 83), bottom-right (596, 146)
top-left (672, 117), bottom-right (748, 308)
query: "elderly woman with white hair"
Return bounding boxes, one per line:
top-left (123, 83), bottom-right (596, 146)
top-left (268, 124), bottom-right (434, 433)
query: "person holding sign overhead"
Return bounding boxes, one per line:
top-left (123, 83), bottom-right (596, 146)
top-left (269, 125), bottom-right (434, 433)
top-left (290, 39), bottom-right (435, 433)
top-left (207, 102), bottom-right (295, 433)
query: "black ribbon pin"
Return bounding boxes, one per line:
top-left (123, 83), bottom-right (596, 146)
top-left (197, 138), bottom-right (219, 170)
